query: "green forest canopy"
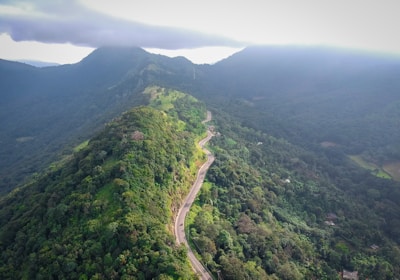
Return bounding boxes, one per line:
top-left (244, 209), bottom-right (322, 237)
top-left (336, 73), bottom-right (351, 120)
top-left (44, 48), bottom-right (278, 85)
top-left (0, 88), bottom-right (206, 279)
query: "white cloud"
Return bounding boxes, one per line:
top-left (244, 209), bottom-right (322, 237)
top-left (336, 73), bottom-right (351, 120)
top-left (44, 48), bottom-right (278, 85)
top-left (0, 33), bottom-right (94, 64)
top-left (0, 0), bottom-right (243, 49)
top-left (79, 0), bottom-right (400, 55)
top-left (0, 0), bottom-right (399, 63)
top-left (145, 46), bottom-right (244, 64)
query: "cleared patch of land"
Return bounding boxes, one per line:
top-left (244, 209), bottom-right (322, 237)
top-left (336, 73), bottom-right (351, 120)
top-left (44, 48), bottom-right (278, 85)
top-left (349, 155), bottom-right (392, 180)
top-left (383, 161), bottom-right (400, 181)
top-left (145, 86), bottom-right (186, 111)
top-left (16, 136), bottom-right (35, 143)
top-left (320, 141), bottom-right (337, 148)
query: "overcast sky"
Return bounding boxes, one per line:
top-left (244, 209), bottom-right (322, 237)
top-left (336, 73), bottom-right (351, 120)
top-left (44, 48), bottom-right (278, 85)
top-left (1, 0), bottom-right (399, 64)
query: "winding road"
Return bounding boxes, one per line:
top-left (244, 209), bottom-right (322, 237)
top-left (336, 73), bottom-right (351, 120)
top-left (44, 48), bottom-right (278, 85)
top-left (175, 111), bottom-right (214, 280)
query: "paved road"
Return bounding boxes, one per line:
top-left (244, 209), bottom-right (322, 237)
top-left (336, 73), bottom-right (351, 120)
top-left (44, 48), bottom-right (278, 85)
top-left (175, 111), bottom-right (214, 280)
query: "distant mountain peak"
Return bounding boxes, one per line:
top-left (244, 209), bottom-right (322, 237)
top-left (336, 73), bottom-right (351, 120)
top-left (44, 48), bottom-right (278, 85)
top-left (16, 60), bottom-right (60, 67)
top-left (80, 46), bottom-right (149, 63)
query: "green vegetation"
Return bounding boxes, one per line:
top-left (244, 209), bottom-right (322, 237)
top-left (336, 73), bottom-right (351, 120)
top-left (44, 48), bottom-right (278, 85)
top-left (146, 86), bottom-right (186, 111)
top-left (2, 46), bottom-right (400, 279)
top-left (194, 46), bottom-right (400, 170)
top-left (349, 156), bottom-right (400, 182)
top-left (73, 140), bottom-right (90, 152)
top-left (189, 111), bottom-right (400, 279)
top-left (0, 88), bottom-right (206, 279)
top-left (349, 155), bottom-right (392, 180)
top-left (0, 47), bottom-right (194, 192)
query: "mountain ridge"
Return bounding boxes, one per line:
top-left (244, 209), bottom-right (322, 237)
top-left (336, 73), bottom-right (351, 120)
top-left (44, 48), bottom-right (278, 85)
top-left (0, 88), bottom-right (207, 279)
top-left (0, 47), bottom-right (196, 192)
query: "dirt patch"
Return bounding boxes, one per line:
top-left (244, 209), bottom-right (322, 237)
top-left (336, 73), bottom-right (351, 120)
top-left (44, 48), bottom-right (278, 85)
top-left (320, 141), bottom-right (337, 148)
top-left (383, 161), bottom-right (400, 181)
top-left (16, 136), bottom-right (35, 143)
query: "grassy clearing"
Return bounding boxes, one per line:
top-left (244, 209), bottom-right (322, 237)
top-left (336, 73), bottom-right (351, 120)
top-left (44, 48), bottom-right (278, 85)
top-left (145, 86), bottom-right (186, 111)
top-left (349, 155), bottom-right (392, 180)
top-left (73, 140), bottom-right (89, 152)
top-left (145, 86), bottom-right (193, 131)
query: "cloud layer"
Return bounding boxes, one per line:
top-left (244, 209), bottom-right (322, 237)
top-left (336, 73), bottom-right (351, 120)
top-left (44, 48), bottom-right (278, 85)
top-left (0, 0), bottom-right (244, 49)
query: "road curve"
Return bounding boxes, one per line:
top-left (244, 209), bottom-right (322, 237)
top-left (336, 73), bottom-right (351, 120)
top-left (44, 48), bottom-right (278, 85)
top-left (175, 111), bottom-right (214, 280)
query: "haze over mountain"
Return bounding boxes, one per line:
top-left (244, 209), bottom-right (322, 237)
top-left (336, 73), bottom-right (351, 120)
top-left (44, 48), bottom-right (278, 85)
top-left (16, 60), bottom-right (60, 67)
top-left (201, 46), bottom-right (400, 153)
top-left (2, 45), bottom-right (400, 190)
top-left (1, 45), bottom-right (400, 278)
top-left (0, 47), bottom-right (195, 191)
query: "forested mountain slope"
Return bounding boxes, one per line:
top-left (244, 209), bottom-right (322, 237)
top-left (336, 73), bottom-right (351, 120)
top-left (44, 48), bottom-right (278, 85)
top-left (0, 88), bottom-right (206, 279)
top-left (3, 45), bottom-right (400, 192)
top-left (0, 47), bottom-right (195, 192)
top-left (189, 110), bottom-right (400, 279)
top-left (195, 46), bottom-right (400, 165)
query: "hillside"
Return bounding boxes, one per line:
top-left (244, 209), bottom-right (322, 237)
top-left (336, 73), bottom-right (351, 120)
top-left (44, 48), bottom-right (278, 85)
top-left (0, 47), bottom-right (195, 192)
top-left (3, 46), bottom-right (400, 191)
top-left (0, 87), bottom-right (207, 279)
top-left (188, 47), bottom-right (400, 278)
top-left (195, 46), bottom-right (400, 166)
top-left (189, 110), bottom-right (400, 279)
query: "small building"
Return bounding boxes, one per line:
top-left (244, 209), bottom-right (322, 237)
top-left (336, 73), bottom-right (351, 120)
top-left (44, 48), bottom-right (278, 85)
top-left (324, 220), bottom-right (335, 226)
top-left (370, 244), bottom-right (379, 250)
top-left (341, 270), bottom-right (359, 280)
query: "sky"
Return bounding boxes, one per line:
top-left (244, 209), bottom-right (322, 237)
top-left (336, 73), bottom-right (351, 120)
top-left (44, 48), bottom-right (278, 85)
top-left (0, 0), bottom-right (400, 65)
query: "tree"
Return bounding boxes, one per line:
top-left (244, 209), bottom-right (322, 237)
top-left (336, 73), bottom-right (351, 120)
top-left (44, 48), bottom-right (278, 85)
top-left (277, 262), bottom-right (303, 280)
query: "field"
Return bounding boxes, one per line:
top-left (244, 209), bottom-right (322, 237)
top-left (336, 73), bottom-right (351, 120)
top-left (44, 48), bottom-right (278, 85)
top-left (349, 155), bottom-right (392, 180)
